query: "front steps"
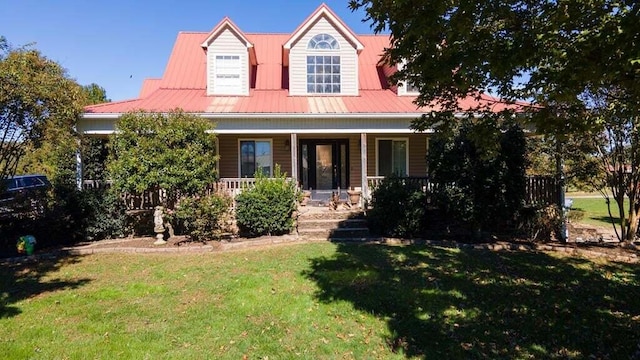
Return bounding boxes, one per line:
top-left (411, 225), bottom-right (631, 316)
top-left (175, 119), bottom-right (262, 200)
top-left (296, 207), bottom-right (371, 241)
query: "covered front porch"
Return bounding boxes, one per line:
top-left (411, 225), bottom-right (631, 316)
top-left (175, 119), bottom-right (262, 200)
top-left (216, 131), bottom-right (429, 204)
top-left (77, 113), bottom-right (431, 206)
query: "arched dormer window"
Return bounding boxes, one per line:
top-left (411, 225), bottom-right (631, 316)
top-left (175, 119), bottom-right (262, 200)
top-left (307, 34), bottom-right (341, 93)
top-left (308, 33), bottom-right (340, 50)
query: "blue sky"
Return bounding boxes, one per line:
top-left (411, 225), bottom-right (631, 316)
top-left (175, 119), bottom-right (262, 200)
top-left (1, 0), bottom-right (376, 102)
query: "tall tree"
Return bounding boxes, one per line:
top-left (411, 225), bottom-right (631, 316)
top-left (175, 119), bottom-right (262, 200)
top-left (81, 83), bottom-right (110, 105)
top-left (350, 0), bottom-right (640, 241)
top-left (0, 37), bottom-right (83, 184)
top-left (108, 110), bottom-right (218, 209)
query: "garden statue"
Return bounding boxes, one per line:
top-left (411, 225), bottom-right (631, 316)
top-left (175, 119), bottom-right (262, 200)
top-left (153, 206), bottom-right (166, 245)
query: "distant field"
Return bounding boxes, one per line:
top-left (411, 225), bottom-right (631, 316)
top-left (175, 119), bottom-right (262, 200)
top-left (570, 197), bottom-right (627, 228)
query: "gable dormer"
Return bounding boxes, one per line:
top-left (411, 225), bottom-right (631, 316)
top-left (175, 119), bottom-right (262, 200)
top-left (283, 4), bottom-right (364, 96)
top-left (201, 18), bottom-right (256, 96)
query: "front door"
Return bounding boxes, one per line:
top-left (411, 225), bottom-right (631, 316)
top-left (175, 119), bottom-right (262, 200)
top-left (300, 139), bottom-right (349, 190)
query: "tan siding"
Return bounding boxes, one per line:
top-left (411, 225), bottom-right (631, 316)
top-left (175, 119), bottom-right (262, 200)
top-left (348, 134), bottom-right (361, 189)
top-left (218, 133), bottom-right (427, 184)
top-left (217, 134), bottom-right (290, 178)
top-left (207, 29), bottom-right (249, 95)
top-left (289, 17), bottom-right (358, 96)
top-left (272, 135), bottom-right (292, 176)
top-left (367, 135), bottom-right (376, 176)
top-left (408, 134), bottom-right (428, 176)
top-left (218, 135), bottom-right (238, 178)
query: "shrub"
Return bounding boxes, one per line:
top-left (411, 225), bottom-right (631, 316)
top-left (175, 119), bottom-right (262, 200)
top-left (42, 186), bottom-right (127, 243)
top-left (78, 188), bottom-right (128, 241)
top-left (567, 209), bottom-right (585, 223)
top-left (0, 186), bottom-right (127, 256)
top-left (517, 205), bottom-right (563, 241)
top-left (175, 192), bottom-right (233, 242)
top-left (235, 167), bottom-right (298, 237)
top-left (368, 176), bottom-right (428, 238)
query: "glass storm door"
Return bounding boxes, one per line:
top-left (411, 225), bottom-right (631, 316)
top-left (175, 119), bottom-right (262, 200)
top-left (300, 140), bottom-right (349, 190)
top-left (315, 144), bottom-right (333, 190)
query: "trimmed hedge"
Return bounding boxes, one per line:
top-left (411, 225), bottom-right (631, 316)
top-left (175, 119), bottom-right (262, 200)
top-left (235, 167), bottom-right (298, 237)
top-left (175, 192), bottom-right (233, 242)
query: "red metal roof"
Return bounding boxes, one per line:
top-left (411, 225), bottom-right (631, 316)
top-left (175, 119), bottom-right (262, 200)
top-left (85, 5), bottom-right (524, 116)
top-left (139, 78), bottom-right (162, 98)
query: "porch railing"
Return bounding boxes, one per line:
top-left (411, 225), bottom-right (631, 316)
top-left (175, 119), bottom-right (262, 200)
top-left (367, 176), bottom-right (433, 193)
top-left (84, 175), bottom-right (557, 211)
top-left (81, 178), bottom-right (296, 211)
top-left (366, 175), bottom-right (559, 206)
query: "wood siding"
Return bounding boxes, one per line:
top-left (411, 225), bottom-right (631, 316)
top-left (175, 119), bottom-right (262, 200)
top-left (218, 132), bottom-right (428, 184)
top-left (207, 28), bottom-right (249, 96)
top-left (289, 17), bottom-right (358, 96)
top-left (217, 134), bottom-right (291, 178)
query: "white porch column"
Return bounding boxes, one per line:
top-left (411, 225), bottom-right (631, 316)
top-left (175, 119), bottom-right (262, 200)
top-left (75, 139), bottom-right (83, 190)
top-left (290, 133), bottom-right (298, 183)
top-left (360, 132), bottom-right (368, 203)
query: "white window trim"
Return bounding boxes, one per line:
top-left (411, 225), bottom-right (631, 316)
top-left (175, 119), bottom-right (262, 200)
top-left (238, 138), bottom-right (273, 177)
top-left (307, 33), bottom-right (340, 50)
top-left (375, 137), bottom-right (410, 176)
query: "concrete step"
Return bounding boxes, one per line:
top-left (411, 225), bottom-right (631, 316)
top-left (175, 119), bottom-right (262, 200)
top-left (297, 227), bottom-right (370, 238)
top-left (299, 236), bottom-right (381, 242)
top-left (297, 218), bottom-right (368, 229)
top-left (297, 209), bottom-right (365, 221)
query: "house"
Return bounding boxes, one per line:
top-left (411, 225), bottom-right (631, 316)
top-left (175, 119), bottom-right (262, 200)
top-left (78, 4), bottom-right (517, 202)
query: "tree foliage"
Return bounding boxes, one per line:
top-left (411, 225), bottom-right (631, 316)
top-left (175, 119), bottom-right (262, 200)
top-left (81, 83), bottom-right (110, 106)
top-left (428, 119), bottom-right (527, 238)
top-left (577, 91), bottom-right (640, 241)
top-left (350, 0), bottom-right (639, 124)
top-left (350, 0), bottom-right (639, 241)
top-left (107, 110), bottom-right (218, 207)
top-left (0, 37), bottom-right (83, 183)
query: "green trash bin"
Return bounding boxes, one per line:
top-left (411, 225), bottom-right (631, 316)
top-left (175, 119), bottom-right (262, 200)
top-left (17, 235), bottom-right (36, 255)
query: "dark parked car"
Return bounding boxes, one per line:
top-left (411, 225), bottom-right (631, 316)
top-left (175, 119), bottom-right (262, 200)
top-left (0, 174), bottom-right (51, 215)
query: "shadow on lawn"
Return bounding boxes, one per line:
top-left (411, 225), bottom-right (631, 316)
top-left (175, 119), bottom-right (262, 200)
top-left (304, 244), bottom-right (640, 359)
top-left (589, 215), bottom-right (621, 225)
top-left (0, 252), bottom-right (91, 319)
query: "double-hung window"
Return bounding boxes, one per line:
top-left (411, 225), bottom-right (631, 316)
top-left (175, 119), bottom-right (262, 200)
top-left (307, 34), bottom-right (341, 94)
top-left (240, 140), bottom-right (272, 177)
top-left (214, 55), bottom-right (241, 94)
top-left (377, 139), bottom-right (408, 177)
top-left (405, 81), bottom-right (419, 93)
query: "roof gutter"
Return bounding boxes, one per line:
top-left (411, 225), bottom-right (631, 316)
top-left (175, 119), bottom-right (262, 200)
top-left (81, 112), bottom-right (470, 120)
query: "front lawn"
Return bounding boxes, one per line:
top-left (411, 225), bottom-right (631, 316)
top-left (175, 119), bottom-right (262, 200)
top-left (1, 243), bottom-right (638, 359)
top-left (570, 197), bottom-right (627, 228)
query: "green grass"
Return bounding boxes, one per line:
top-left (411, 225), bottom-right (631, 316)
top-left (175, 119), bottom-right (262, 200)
top-left (570, 197), bottom-right (628, 227)
top-left (1, 243), bottom-right (639, 359)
